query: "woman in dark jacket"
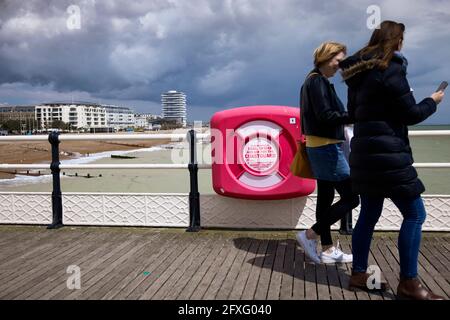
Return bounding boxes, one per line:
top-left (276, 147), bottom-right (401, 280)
top-left (340, 21), bottom-right (445, 300)
top-left (296, 42), bottom-right (360, 264)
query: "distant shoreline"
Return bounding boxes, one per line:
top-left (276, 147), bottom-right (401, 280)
top-left (0, 138), bottom-right (172, 180)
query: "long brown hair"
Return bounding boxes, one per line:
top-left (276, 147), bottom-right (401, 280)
top-left (357, 20), bottom-right (405, 69)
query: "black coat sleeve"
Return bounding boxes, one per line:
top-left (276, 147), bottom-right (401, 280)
top-left (347, 87), bottom-right (356, 124)
top-left (383, 64), bottom-right (437, 125)
top-left (308, 76), bottom-right (350, 125)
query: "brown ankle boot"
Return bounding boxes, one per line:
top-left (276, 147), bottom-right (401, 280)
top-left (348, 271), bottom-right (389, 292)
top-left (397, 278), bottom-right (445, 300)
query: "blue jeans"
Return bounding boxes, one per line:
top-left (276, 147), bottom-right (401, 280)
top-left (352, 195), bottom-right (426, 278)
top-left (306, 143), bottom-right (350, 182)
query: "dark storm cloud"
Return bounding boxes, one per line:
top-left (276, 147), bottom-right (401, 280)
top-left (0, 0), bottom-right (449, 122)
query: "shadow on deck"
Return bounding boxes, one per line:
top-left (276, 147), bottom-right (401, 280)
top-left (0, 226), bottom-right (448, 300)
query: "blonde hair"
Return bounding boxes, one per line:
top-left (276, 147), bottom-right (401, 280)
top-left (313, 42), bottom-right (347, 67)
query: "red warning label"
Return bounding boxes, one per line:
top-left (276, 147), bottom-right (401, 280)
top-left (243, 137), bottom-right (279, 173)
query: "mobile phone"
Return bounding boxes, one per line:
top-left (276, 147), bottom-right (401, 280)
top-left (436, 81), bottom-right (448, 92)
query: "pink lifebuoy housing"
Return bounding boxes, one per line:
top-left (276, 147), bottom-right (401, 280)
top-left (210, 105), bottom-right (315, 200)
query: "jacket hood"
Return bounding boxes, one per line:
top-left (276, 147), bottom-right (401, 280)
top-left (339, 53), bottom-right (405, 87)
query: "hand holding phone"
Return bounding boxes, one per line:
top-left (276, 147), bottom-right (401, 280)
top-left (436, 81), bottom-right (448, 92)
top-left (431, 82), bottom-right (446, 105)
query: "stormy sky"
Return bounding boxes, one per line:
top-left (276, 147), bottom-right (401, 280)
top-left (0, 0), bottom-right (449, 123)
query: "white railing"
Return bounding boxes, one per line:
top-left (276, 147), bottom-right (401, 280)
top-left (0, 133), bottom-right (210, 142)
top-left (408, 130), bottom-right (450, 136)
top-left (0, 164), bottom-right (212, 170)
top-left (1, 130), bottom-right (449, 170)
top-left (0, 130), bottom-right (449, 231)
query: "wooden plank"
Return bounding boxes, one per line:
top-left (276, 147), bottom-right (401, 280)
top-left (1, 226), bottom-right (446, 300)
top-left (138, 236), bottom-right (208, 300)
top-left (267, 237), bottom-right (288, 300)
top-left (385, 235), bottom-right (448, 299)
top-left (0, 234), bottom-right (70, 282)
top-left (5, 230), bottom-right (107, 299)
top-left (368, 236), bottom-right (397, 300)
top-left (133, 234), bottom-right (206, 300)
top-left (101, 232), bottom-right (183, 300)
top-left (280, 239), bottom-right (295, 300)
top-left (83, 233), bottom-right (165, 300)
top-left (254, 240), bottom-right (277, 300)
top-left (316, 263), bottom-right (330, 300)
top-left (90, 232), bottom-right (179, 300)
top-left (425, 237), bottom-right (450, 271)
top-left (162, 237), bottom-right (217, 300)
top-left (149, 237), bottom-right (214, 300)
top-left (240, 239), bottom-right (269, 300)
top-left (44, 232), bottom-right (139, 299)
top-left (68, 237), bottom-right (153, 300)
top-left (419, 239), bottom-right (450, 277)
top-left (117, 233), bottom-right (191, 299)
top-left (189, 237), bottom-right (233, 300)
top-left (178, 236), bottom-right (228, 300)
top-left (215, 237), bottom-right (253, 300)
top-left (202, 237), bottom-right (248, 300)
top-left (365, 237), bottom-right (384, 301)
top-left (25, 230), bottom-right (136, 300)
top-left (366, 237), bottom-right (394, 300)
top-left (421, 241), bottom-right (450, 276)
top-left (0, 228), bottom-right (47, 252)
top-left (65, 233), bottom-right (148, 300)
top-left (434, 235), bottom-right (450, 250)
top-left (292, 241), bottom-right (306, 300)
top-left (304, 260), bottom-right (317, 300)
top-left (0, 229), bottom-right (93, 297)
top-left (335, 236), bottom-right (359, 301)
top-left (331, 235), bottom-right (355, 301)
top-left (325, 264), bottom-right (343, 300)
top-left (228, 238), bottom-right (261, 300)
top-left (417, 246), bottom-right (450, 298)
top-left (0, 229), bottom-right (75, 273)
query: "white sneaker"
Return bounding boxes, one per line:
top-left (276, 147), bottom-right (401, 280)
top-left (320, 240), bottom-right (353, 264)
top-left (296, 231), bottom-right (320, 264)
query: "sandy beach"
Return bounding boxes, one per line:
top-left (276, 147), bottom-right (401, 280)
top-left (0, 134), bottom-right (172, 180)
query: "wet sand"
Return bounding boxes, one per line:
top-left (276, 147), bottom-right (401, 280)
top-left (0, 142), bottom-right (214, 193)
top-left (0, 133), bottom-right (172, 180)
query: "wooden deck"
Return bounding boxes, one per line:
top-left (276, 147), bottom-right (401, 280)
top-left (0, 226), bottom-right (449, 300)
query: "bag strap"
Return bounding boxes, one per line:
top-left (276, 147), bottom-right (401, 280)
top-left (305, 72), bottom-right (320, 80)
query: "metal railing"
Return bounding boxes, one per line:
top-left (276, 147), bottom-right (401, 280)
top-left (1, 130), bottom-right (450, 231)
top-left (0, 130), bottom-right (208, 231)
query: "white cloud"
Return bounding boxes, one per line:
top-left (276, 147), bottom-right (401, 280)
top-left (198, 61), bottom-right (246, 95)
top-left (110, 43), bottom-right (186, 84)
top-left (0, 0), bottom-right (449, 123)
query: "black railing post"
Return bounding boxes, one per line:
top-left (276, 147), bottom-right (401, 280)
top-left (47, 131), bottom-right (63, 229)
top-left (187, 129), bottom-right (201, 232)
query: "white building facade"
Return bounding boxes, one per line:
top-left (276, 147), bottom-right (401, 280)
top-left (103, 105), bottom-right (135, 130)
top-left (134, 114), bottom-right (161, 130)
top-left (161, 90), bottom-right (187, 127)
top-left (36, 102), bottom-right (106, 130)
top-left (35, 102), bottom-right (134, 131)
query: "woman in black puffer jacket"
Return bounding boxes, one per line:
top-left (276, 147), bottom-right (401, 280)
top-left (339, 20), bottom-right (445, 300)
